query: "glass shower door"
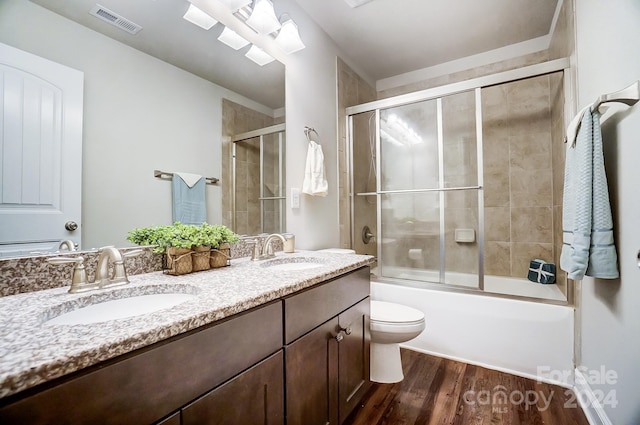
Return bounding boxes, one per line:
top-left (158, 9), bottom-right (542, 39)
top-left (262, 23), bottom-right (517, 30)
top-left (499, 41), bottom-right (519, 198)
top-left (377, 90), bottom-right (481, 289)
top-left (378, 99), bottom-right (440, 282)
top-left (232, 127), bottom-right (286, 235)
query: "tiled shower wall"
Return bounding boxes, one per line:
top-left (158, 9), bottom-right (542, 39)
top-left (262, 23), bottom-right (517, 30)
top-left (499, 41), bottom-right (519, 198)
top-left (221, 99), bottom-right (281, 235)
top-left (482, 73), bottom-right (564, 288)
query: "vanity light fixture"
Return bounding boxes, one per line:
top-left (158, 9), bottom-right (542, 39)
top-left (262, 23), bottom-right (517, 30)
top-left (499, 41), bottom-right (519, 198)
top-left (218, 27), bottom-right (251, 50)
top-left (183, 4), bottom-right (218, 30)
top-left (245, 0), bottom-right (281, 35)
top-left (218, 0), bottom-right (252, 11)
top-left (274, 15), bottom-right (305, 54)
top-left (245, 44), bottom-right (275, 66)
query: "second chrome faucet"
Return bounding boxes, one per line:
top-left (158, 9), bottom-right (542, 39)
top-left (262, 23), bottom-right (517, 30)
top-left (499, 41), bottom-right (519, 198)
top-left (250, 234), bottom-right (286, 261)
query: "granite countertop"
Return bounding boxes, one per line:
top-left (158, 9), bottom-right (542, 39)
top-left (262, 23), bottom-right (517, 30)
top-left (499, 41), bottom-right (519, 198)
top-left (0, 251), bottom-right (375, 399)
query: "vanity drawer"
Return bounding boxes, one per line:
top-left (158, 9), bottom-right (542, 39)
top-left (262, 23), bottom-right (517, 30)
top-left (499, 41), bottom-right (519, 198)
top-left (0, 301), bottom-right (283, 425)
top-left (284, 266), bottom-right (370, 344)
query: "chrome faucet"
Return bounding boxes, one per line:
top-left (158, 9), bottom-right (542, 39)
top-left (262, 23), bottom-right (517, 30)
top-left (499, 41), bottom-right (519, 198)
top-left (58, 240), bottom-right (78, 252)
top-left (250, 233), bottom-right (286, 261)
top-left (47, 246), bottom-right (142, 293)
top-left (95, 246), bottom-right (130, 289)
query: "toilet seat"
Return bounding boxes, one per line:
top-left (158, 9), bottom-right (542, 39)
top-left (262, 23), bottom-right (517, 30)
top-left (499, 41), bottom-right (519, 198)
top-left (370, 300), bottom-right (424, 325)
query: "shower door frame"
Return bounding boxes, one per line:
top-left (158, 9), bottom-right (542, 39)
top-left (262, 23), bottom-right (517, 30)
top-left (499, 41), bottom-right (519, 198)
top-left (231, 123), bottom-right (286, 234)
top-left (346, 58), bottom-right (572, 304)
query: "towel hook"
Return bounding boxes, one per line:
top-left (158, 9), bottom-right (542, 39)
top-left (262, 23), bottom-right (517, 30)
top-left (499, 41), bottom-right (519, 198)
top-left (304, 126), bottom-right (319, 143)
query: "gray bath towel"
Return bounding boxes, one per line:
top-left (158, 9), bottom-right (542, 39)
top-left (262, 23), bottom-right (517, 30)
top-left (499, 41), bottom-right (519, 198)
top-left (172, 173), bottom-right (206, 225)
top-left (560, 108), bottom-right (619, 280)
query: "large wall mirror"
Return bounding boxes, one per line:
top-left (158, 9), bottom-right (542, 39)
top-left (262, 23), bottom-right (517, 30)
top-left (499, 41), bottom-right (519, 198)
top-left (0, 0), bottom-right (285, 258)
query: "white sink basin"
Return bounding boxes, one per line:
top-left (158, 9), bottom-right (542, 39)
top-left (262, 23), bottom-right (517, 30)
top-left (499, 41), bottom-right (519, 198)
top-left (45, 293), bottom-right (196, 325)
top-left (261, 257), bottom-right (326, 271)
top-left (267, 262), bottom-right (324, 271)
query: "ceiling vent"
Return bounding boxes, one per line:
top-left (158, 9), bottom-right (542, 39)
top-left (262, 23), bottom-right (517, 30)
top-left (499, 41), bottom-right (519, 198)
top-left (89, 4), bottom-right (143, 35)
top-left (343, 0), bottom-right (374, 8)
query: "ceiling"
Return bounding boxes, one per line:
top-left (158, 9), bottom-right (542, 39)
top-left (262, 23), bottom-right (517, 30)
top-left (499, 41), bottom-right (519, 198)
top-left (30, 0), bottom-right (559, 108)
top-left (30, 0), bottom-right (286, 110)
top-left (294, 0), bottom-right (560, 82)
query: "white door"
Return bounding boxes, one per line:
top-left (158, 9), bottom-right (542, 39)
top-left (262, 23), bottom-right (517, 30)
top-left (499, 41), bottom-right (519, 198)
top-left (0, 42), bottom-right (83, 257)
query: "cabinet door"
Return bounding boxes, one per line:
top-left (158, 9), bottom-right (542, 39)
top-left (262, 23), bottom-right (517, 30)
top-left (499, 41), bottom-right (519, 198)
top-left (338, 298), bottom-right (371, 423)
top-left (182, 351), bottom-right (284, 425)
top-left (285, 318), bottom-right (340, 425)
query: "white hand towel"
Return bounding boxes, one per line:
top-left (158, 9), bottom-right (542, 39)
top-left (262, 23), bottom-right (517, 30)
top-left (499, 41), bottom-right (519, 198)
top-left (302, 140), bottom-right (328, 197)
top-left (174, 172), bottom-right (203, 188)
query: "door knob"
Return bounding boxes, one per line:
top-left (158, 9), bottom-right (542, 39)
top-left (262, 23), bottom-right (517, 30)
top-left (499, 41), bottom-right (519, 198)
top-left (65, 221), bottom-right (78, 231)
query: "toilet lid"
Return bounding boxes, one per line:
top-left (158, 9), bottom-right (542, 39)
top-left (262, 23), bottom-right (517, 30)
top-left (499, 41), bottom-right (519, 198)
top-left (371, 300), bottom-right (424, 323)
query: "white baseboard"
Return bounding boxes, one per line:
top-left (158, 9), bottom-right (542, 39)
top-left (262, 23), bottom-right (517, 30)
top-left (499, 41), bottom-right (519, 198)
top-left (574, 368), bottom-right (613, 425)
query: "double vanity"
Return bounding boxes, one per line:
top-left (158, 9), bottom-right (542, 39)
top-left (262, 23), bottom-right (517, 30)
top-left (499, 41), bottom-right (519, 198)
top-left (0, 250), bottom-right (375, 424)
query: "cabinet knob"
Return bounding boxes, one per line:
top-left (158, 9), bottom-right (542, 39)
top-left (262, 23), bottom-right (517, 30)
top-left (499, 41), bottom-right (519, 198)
top-left (334, 325), bottom-right (352, 342)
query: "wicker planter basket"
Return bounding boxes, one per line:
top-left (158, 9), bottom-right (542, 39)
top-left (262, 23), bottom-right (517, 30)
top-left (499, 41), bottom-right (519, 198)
top-left (192, 245), bottom-right (212, 272)
top-left (165, 247), bottom-right (193, 275)
top-left (210, 243), bottom-right (231, 268)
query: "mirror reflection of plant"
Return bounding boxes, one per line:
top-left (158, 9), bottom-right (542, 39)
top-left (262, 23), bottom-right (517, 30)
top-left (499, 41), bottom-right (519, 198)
top-left (127, 222), bottom-right (239, 254)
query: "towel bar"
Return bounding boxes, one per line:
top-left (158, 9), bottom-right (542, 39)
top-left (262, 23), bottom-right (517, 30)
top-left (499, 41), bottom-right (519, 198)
top-left (153, 170), bottom-right (219, 184)
top-left (592, 80), bottom-right (640, 112)
top-left (304, 126), bottom-right (319, 143)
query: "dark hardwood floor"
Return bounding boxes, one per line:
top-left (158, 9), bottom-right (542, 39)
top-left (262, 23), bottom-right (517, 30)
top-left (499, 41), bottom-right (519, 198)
top-left (344, 349), bottom-right (590, 425)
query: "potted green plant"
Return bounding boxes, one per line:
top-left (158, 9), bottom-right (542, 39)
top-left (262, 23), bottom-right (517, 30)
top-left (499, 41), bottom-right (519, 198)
top-left (126, 222), bottom-right (239, 274)
top-left (200, 223), bottom-right (239, 268)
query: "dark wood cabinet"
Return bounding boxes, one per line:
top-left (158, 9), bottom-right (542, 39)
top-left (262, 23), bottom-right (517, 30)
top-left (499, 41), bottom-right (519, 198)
top-left (0, 301), bottom-right (282, 425)
top-left (285, 317), bottom-right (340, 425)
top-left (155, 412), bottom-right (181, 425)
top-left (0, 267), bottom-right (371, 425)
top-left (337, 298), bottom-right (370, 424)
top-left (182, 351), bottom-right (284, 425)
top-left (284, 267), bottom-right (371, 425)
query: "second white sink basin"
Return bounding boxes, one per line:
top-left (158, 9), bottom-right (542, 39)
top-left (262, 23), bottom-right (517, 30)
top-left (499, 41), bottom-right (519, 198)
top-left (45, 293), bottom-right (196, 325)
top-left (261, 257), bottom-right (326, 271)
top-left (267, 262), bottom-right (324, 271)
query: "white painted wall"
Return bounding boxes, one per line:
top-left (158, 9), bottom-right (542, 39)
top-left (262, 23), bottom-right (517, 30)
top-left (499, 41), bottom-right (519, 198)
top-left (574, 0), bottom-right (640, 423)
top-left (278, 0), bottom-right (356, 250)
top-left (0, 0), bottom-right (273, 250)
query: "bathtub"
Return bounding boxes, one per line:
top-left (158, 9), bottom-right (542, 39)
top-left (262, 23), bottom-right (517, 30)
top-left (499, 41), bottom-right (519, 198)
top-left (371, 278), bottom-right (575, 387)
top-left (377, 266), bottom-right (567, 300)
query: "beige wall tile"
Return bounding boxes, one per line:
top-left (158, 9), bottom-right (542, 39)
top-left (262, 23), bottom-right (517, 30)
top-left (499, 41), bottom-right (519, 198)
top-left (485, 241), bottom-right (511, 276)
top-left (485, 207), bottom-right (510, 241)
top-left (510, 168), bottom-right (552, 208)
top-left (511, 207), bottom-right (553, 243)
top-left (509, 132), bottom-right (552, 171)
top-left (484, 171), bottom-right (510, 207)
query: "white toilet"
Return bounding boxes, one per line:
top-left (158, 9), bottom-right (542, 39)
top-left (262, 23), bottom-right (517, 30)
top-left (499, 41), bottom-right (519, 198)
top-left (370, 300), bottom-right (425, 383)
top-left (318, 249), bottom-right (426, 383)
